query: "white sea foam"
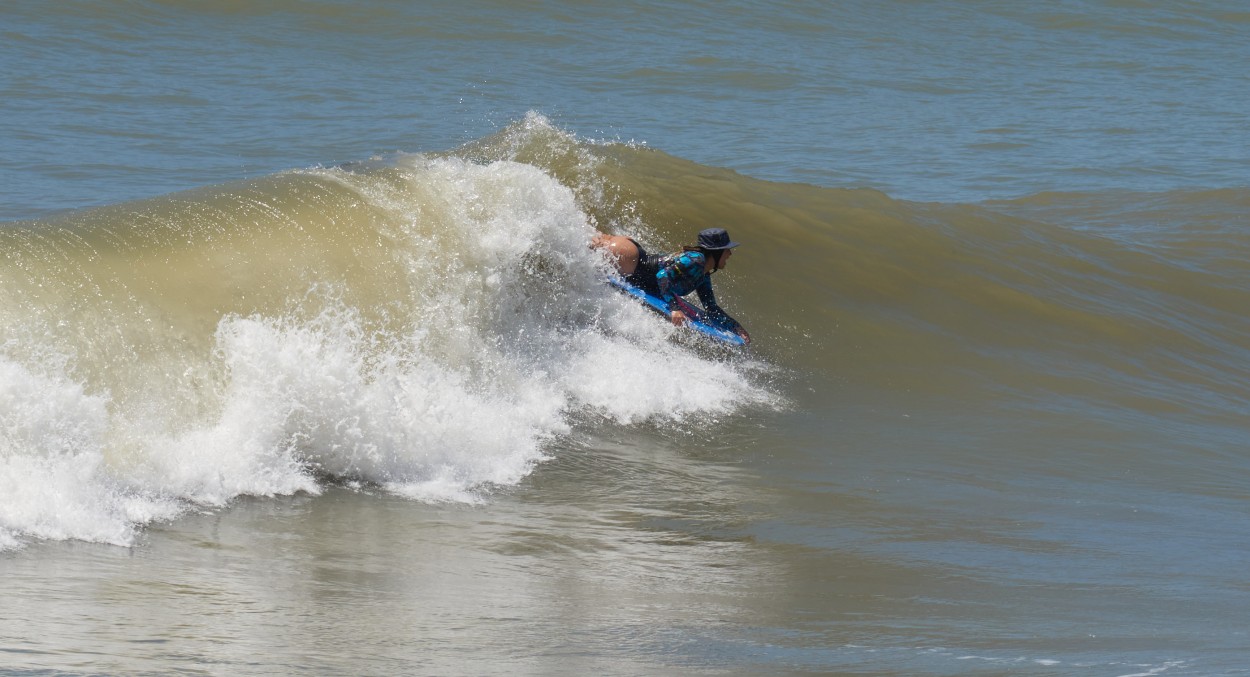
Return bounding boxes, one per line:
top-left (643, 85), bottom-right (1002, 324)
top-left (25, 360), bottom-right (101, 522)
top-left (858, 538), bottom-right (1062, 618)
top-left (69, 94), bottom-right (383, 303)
top-left (0, 154), bottom-right (776, 550)
top-left (0, 357), bottom-right (181, 548)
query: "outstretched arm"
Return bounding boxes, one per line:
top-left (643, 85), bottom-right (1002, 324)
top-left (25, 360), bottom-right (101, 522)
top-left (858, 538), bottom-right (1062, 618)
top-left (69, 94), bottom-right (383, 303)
top-left (694, 278), bottom-right (750, 343)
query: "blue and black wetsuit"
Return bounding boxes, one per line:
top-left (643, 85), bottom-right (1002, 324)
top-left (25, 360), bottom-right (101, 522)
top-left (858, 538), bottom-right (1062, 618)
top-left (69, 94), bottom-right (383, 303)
top-left (627, 243), bottom-right (741, 333)
top-left (623, 238), bottom-right (660, 294)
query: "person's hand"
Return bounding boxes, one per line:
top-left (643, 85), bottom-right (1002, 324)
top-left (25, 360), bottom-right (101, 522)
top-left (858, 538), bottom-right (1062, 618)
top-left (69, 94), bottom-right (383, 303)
top-left (736, 327), bottom-right (751, 345)
top-left (670, 309), bottom-right (688, 326)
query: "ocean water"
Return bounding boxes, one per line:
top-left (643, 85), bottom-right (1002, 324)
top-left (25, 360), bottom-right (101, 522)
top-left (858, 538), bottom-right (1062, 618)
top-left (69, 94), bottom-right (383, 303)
top-left (3, 2), bottom-right (1250, 675)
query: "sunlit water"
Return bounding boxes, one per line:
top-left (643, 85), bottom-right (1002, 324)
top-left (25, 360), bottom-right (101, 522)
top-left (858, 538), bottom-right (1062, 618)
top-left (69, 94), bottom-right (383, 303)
top-left (4, 2), bottom-right (1250, 675)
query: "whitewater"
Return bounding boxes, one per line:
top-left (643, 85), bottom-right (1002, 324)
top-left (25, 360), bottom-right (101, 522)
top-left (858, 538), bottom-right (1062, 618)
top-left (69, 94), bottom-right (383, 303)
top-left (1, 146), bottom-right (779, 549)
top-left (4, 1), bottom-right (1250, 675)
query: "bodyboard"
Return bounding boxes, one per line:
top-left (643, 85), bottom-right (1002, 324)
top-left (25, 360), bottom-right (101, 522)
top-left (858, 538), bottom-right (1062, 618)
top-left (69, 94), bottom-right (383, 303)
top-left (607, 277), bottom-right (747, 347)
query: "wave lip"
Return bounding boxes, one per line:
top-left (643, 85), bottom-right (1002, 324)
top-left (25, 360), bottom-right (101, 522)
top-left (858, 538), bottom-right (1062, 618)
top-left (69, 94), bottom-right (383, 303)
top-left (18, 113), bottom-right (1250, 553)
top-left (0, 129), bottom-right (780, 550)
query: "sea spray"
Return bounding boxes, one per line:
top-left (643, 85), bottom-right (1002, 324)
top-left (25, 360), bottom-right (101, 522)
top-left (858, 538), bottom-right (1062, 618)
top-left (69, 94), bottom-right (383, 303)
top-left (0, 356), bottom-right (180, 547)
top-left (0, 150), bottom-right (778, 550)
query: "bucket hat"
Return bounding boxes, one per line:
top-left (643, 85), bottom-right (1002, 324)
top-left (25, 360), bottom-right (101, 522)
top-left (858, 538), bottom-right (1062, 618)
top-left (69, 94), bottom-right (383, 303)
top-left (697, 228), bottom-right (740, 250)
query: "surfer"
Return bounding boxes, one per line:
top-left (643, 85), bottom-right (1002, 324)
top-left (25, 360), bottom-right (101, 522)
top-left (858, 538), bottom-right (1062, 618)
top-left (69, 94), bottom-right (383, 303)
top-left (592, 228), bottom-right (751, 344)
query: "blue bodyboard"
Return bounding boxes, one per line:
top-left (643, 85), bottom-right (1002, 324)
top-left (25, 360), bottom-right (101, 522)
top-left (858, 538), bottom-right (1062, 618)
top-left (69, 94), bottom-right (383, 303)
top-left (607, 277), bottom-right (747, 347)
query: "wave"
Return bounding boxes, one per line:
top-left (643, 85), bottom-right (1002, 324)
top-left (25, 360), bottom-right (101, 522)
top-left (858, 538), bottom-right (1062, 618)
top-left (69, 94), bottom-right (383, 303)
top-left (0, 117), bottom-right (780, 549)
top-left (4, 113), bottom-right (1249, 549)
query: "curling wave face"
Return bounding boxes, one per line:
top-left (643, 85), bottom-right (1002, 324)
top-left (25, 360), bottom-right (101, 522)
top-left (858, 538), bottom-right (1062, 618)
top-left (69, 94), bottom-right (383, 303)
top-left (6, 115), bottom-right (1250, 553)
top-left (0, 140), bottom-right (780, 549)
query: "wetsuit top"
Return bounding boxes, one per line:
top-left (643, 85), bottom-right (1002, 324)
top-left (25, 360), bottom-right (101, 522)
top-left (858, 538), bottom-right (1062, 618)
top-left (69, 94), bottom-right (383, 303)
top-left (654, 251), bottom-right (741, 332)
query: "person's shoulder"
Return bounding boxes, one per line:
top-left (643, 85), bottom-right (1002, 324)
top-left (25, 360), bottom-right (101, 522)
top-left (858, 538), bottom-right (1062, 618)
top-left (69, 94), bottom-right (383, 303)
top-left (680, 250), bottom-right (706, 266)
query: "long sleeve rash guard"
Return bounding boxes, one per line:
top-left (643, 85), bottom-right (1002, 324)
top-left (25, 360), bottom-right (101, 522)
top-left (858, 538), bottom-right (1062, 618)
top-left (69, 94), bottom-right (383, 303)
top-left (654, 251), bottom-right (741, 332)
